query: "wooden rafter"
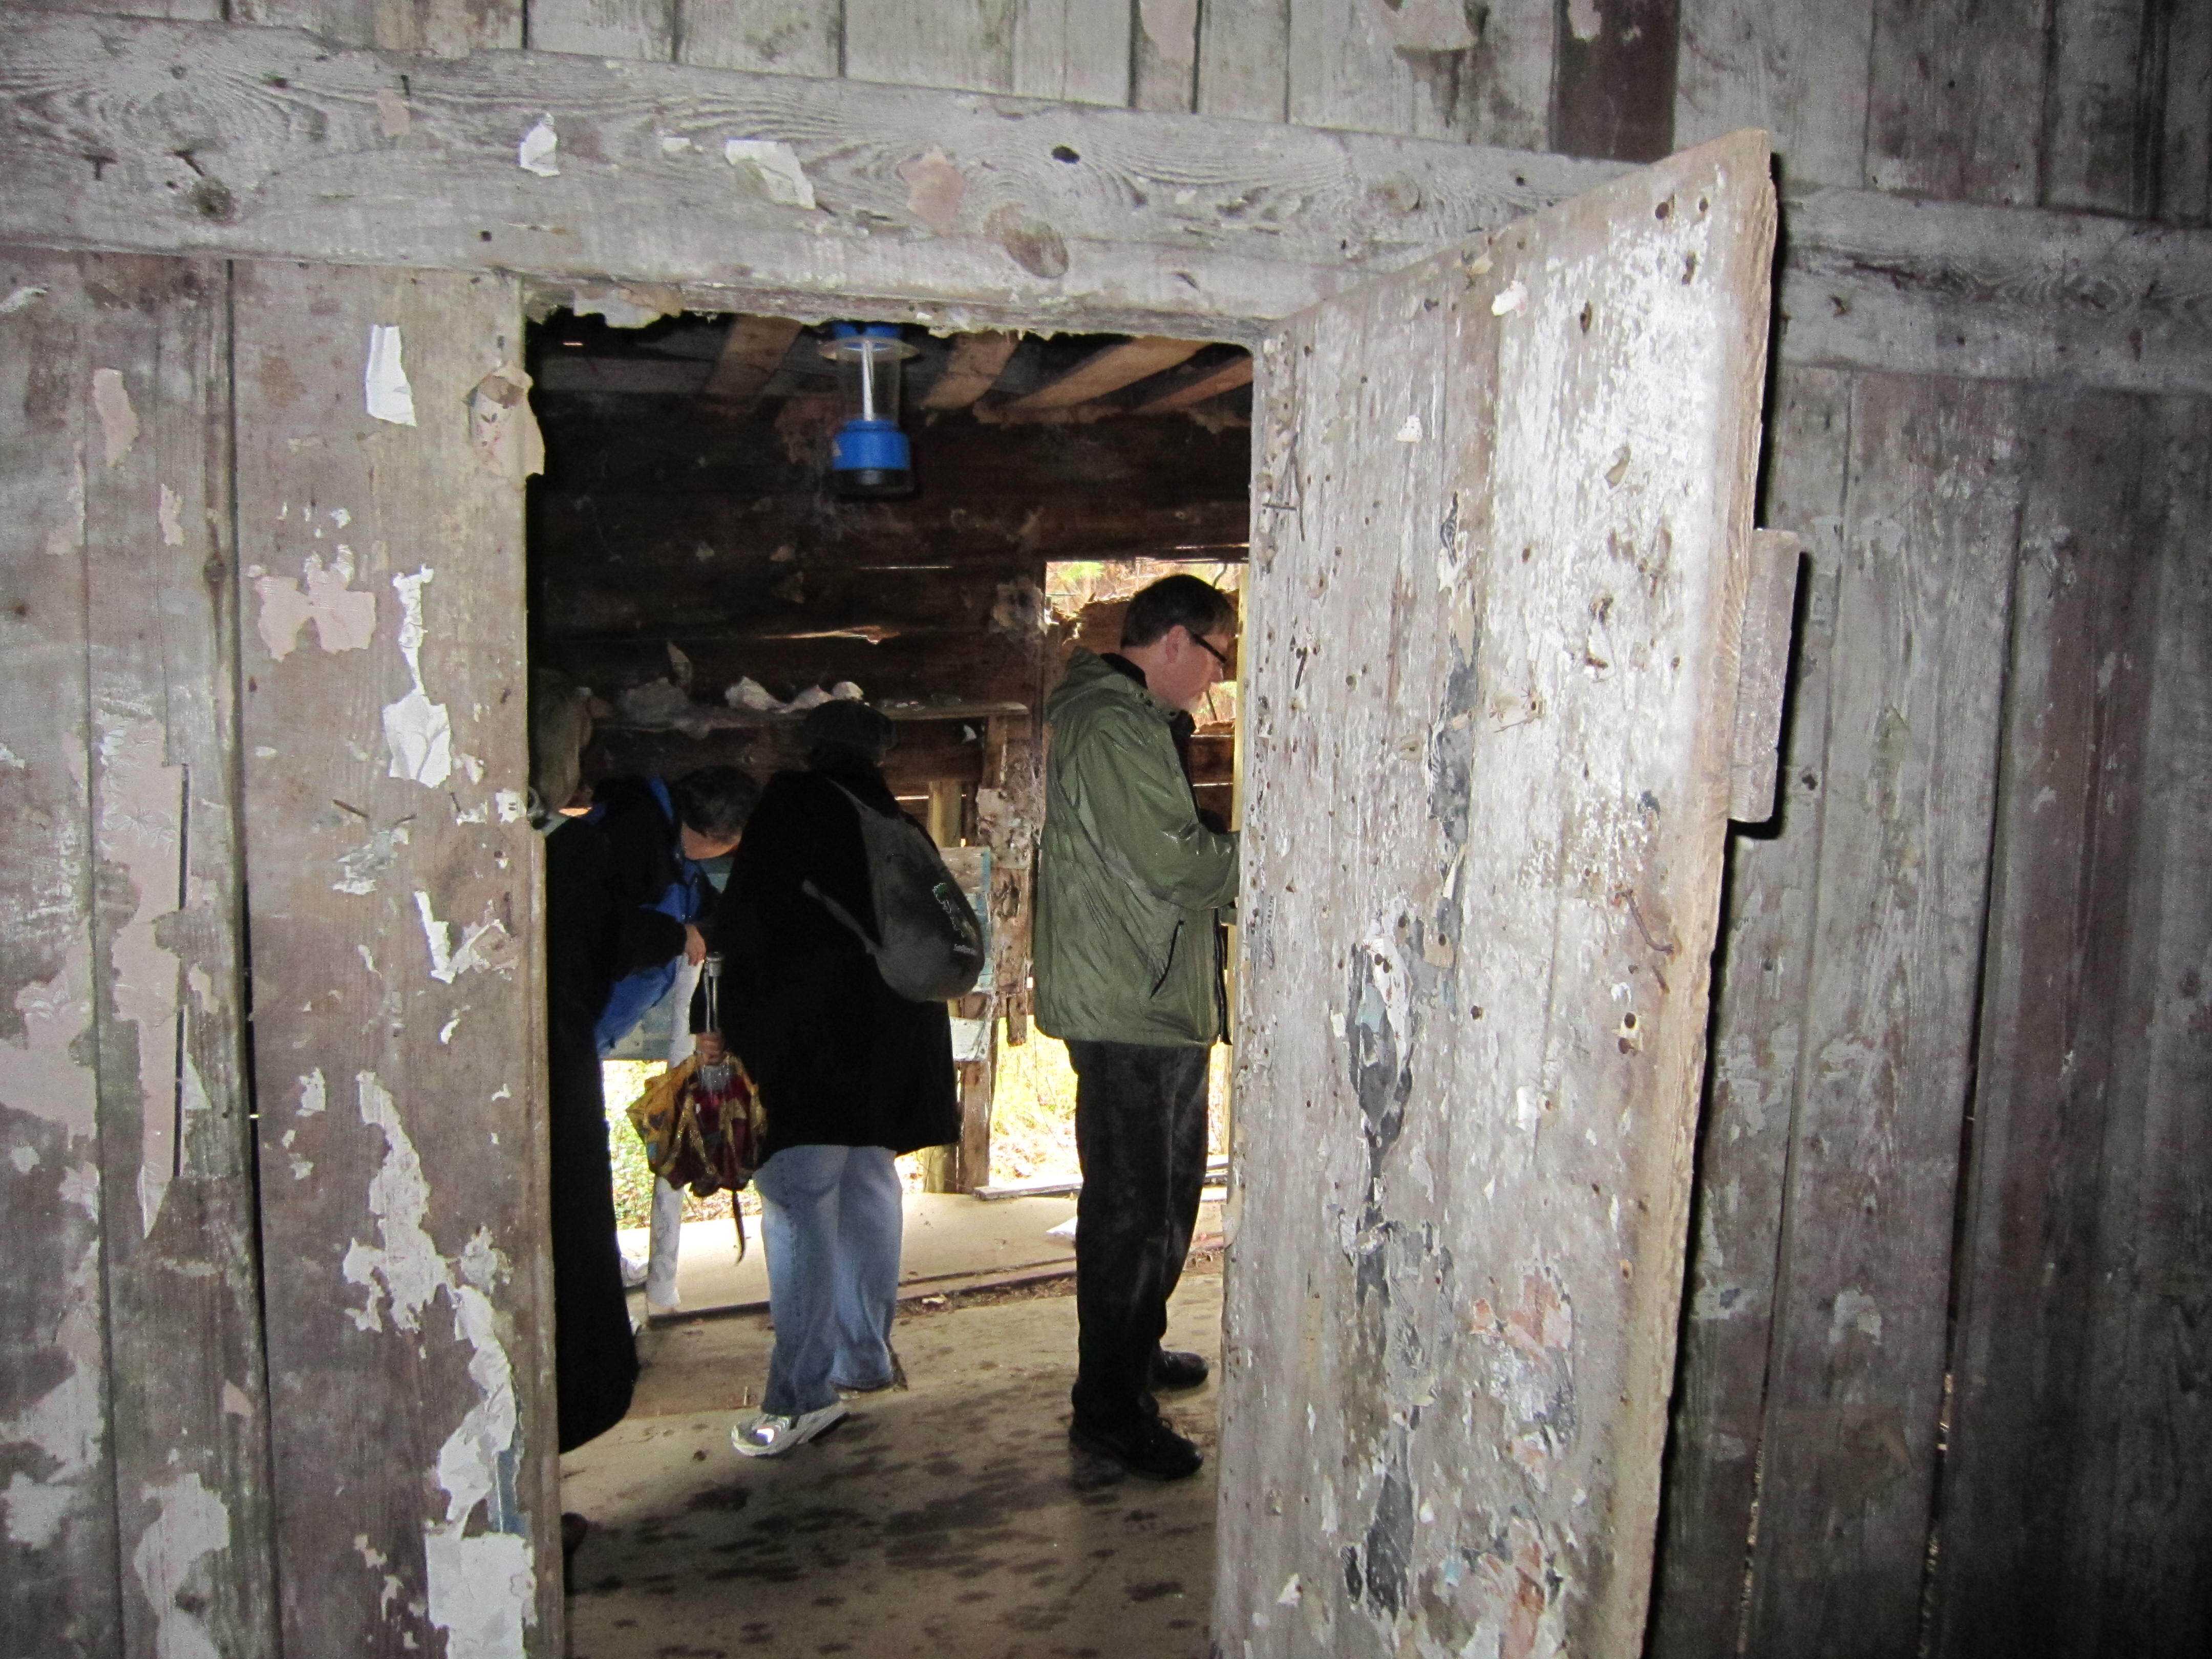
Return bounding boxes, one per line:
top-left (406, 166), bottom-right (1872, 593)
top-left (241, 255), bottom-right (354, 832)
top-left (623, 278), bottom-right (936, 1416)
top-left (703, 314), bottom-right (801, 403)
top-left (1131, 354), bottom-right (1254, 414)
top-left (921, 331), bottom-right (1019, 410)
top-left (1002, 336), bottom-right (1204, 414)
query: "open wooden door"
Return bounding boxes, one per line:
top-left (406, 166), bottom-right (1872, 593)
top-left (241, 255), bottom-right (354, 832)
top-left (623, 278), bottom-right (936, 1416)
top-left (1216, 132), bottom-right (1777, 1657)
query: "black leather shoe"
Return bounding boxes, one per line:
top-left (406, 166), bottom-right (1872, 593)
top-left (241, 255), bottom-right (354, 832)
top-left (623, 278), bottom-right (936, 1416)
top-left (1150, 1348), bottom-right (1210, 1390)
top-left (1069, 1417), bottom-right (1204, 1481)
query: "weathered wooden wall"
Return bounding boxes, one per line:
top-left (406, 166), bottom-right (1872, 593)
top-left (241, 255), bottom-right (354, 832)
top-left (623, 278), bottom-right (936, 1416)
top-left (2, 2), bottom-right (2209, 1655)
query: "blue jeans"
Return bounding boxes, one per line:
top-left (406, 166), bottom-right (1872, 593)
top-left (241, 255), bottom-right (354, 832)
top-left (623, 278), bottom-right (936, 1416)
top-left (752, 1144), bottom-right (904, 1415)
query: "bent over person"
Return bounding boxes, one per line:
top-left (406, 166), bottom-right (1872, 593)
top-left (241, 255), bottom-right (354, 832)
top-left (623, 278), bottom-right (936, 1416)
top-left (1035, 575), bottom-right (1240, 1480)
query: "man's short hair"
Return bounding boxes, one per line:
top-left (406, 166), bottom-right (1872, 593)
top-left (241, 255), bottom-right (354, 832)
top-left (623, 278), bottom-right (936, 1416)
top-left (800, 697), bottom-right (898, 765)
top-left (670, 766), bottom-right (760, 842)
top-left (1120, 574), bottom-right (1236, 651)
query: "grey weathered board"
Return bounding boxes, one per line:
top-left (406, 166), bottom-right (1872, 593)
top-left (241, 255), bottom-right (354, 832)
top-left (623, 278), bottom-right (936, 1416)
top-left (1647, 367), bottom-right (1852, 1659)
top-left (1, 249), bottom-right (280, 1659)
top-left (8, 15), bottom-right (2212, 393)
top-left (231, 263), bottom-right (559, 1658)
top-left (1742, 372), bottom-right (2024, 1657)
top-left (1217, 131), bottom-right (1775, 1656)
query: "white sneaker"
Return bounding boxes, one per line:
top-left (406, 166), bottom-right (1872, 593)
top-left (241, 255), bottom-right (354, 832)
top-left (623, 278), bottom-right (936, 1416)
top-left (729, 1402), bottom-right (848, 1458)
top-left (619, 1251), bottom-right (649, 1289)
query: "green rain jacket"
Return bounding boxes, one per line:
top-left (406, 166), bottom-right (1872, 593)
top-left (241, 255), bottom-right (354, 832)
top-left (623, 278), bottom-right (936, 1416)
top-left (1034, 649), bottom-right (1240, 1047)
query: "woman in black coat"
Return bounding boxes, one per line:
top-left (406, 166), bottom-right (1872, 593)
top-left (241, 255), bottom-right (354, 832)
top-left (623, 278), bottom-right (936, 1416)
top-left (707, 700), bottom-right (958, 1457)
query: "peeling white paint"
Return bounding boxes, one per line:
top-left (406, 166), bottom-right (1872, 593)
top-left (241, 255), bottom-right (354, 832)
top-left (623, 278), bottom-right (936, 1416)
top-left (221, 1382), bottom-right (252, 1420)
top-left (659, 134), bottom-right (692, 155)
top-left (1395, 415), bottom-right (1423, 443)
top-left (494, 790), bottom-right (526, 824)
top-left (383, 568), bottom-right (453, 789)
top-left (296, 1069), bottom-right (326, 1116)
top-left (0, 744), bottom-right (22, 770)
top-left (290, 1157), bottom-right (313, 1181)
top-left (517, 116), bottom-right (560, 177)
top-left (340, 1072), bottom-right (443, 1333)
top-left (92, 368), bottom-right (139, 466)
top-left (0, 938), bottom-right (98, 1142)
top-left (366, 325), bottom-right (419, 427)
top-left (253, 549), bottom-right (379, 661)
top-left (467, 367), bottom-right (545, 479)
top-left (1492, 279), bottom-right (1529, 316)
top-left (132, 1471), bottom-right (230, 1659)
top-left (1831, 1287), bottom-right (1883, 1345)
top-left (0, 1242), bottom-right (105, 1547)
top-left (0, 284), bottom-right (48, 315)
top-left (415, 893), bottom-right (516, 986)
top-left (334, 823), bottom-right (412, 896)
top-left (724, 139), bottom-right (816, 209)
top-left (1566, 0), bottom-right (1603, 41)
top-left (158, 484), bottom-right (186, 547)
top-left (439, 1013), bottom-right (461, 1046)
top-left (8, 1144), bottom-right (36, 1174)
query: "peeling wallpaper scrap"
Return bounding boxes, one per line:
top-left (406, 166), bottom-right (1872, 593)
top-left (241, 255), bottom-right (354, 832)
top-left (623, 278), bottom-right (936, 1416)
top-left (253, 550), bottom-right (378, 661)
top-left (365, 325), bottom-right (418, 427)
top-left (382, 568), bottom-right (452, 788)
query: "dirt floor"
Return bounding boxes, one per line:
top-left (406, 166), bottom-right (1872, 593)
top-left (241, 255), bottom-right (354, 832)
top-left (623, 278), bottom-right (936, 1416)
top-left (560, 1259), bottom-right (1224, 1658)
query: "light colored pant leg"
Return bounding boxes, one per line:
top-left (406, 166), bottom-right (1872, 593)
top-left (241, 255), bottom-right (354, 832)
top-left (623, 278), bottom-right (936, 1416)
top-left (647, 959), bottom-right (705, 1309)
top-left (753, 1144), bottom-right (849, 1417)
top-left (829, 1148), bottom-right (903, 1391)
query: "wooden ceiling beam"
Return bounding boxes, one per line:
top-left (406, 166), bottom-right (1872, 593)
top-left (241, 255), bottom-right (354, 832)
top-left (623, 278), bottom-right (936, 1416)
top-left (922, 331), bottom-right (1019, 410)
top-left (703, 314), bottom-right (802, 404)
top-left (1003, 336), bottom-right (1205, 414)
top-left (1131, 354), bottom-right (1255, 415)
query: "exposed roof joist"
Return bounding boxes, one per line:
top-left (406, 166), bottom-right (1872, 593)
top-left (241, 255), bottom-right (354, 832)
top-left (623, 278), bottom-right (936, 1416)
top-left (704, 314), bottom-right (802, 405)
top-left (921, 332), bottom-right (1019, 410)
top-left (1001, 336), bottom-right (1205, 416)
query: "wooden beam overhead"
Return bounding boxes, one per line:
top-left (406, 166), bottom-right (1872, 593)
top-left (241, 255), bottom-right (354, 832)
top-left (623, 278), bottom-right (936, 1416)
top-left (703, 314), bottom-right (802, 403)
top-left (1003, 336), bottom-right (1205, 413)
top-left (4, 16), bottom-right (2212, 391)
top-left (921, 331), bottom-right (1020, 410)
top-left (1131, 354), bottom-right (1256, 414)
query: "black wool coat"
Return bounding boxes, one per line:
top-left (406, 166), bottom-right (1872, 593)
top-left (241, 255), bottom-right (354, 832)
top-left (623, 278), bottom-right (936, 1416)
top-left (700, 757), bottom-right (960, 1159)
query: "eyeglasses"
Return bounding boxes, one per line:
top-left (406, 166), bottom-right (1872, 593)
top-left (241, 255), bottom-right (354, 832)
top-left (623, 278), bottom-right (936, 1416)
top-left (1189, 630), bottom-right (1234, 676)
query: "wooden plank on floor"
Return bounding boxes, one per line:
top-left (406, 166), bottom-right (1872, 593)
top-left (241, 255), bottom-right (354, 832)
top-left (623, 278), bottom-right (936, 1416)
top-left (2059, 395), bottom-right (2212, 1658)
top-left (845, 0), bottom-right (1017, 91)
top-left (1927, 389), bottom-right (2173, 1657)
top-left (1287, 0), bottom-right (1553, 148)
top-left (1865, 0), bottom-right (2048, 204)
top-left (701, 314), bottom-right (801, 403)
top-left (0, 247), bottom-right (121, 1659)
top-left (1647, 366), bottom-right (1853, 1659)
top-left (233, 263), bottom-right (559, 1657)
top-left (1011, 0), bottom-right (1131, 104)
top-left (676, 0), bottom-right (840, 76)
top-left (75, 253), bottom-right (281, 1659)
top-left (1005, 336), bottom-right (1203, 413)
top-left (528, 0), bottom-right (675, 59)
top-left (921, 332), bottom-right (1020, 410)
top-left (1743, 371), bottom-right (2025, 1658)
top-left (1673, 0), bottom-right (1875, 189)
top-left (1551, 0), bottom-right (1680, 162)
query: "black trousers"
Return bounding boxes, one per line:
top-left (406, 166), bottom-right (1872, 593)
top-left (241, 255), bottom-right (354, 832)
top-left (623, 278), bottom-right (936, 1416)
top-left (1067, 1038), bottom-right (1211, 1434)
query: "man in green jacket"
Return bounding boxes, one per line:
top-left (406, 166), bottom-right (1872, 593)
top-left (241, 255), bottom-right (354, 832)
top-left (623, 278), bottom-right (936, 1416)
top-left (1035, 574), bottom-right (1240, 1480)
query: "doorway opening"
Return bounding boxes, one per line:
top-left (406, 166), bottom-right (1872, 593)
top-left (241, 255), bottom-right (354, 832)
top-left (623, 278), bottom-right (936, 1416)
top-left (523, 302), bottom-right (1253, 1653)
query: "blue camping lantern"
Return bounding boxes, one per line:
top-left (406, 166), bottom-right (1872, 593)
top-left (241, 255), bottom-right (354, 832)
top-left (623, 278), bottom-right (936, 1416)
top-left (822, 322), bottom-right (919, 498)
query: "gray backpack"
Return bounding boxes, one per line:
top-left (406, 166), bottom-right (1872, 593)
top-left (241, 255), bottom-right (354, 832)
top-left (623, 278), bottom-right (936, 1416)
top-left (802, 779), bottom-right (985, 1003)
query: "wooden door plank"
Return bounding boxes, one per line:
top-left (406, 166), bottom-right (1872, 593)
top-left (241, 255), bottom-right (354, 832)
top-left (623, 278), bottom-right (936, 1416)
top-left (1134, 0), bottom-right (1198, 113)
top-left (1130, 354), bottom-right (1254, 414)
top-left (921, 332), bottom-right (1020, 410)
top-left (1647, 366), bottom-right (1852, 1659)
top-left (2062, 396), bottom-right (2212, 1657)
top-left (528, 0), bottom-right (675, 59)
top-left (1012, 0), bottom-right (1133, 105)
top-left (231, 0), bottom-right (523, 50)
top-left (1552, 0), bottom-right (1681, 163)
top-left (233, 264), bottom-right (558, 1657)
top-left (701, 314), bottom-right (801, 404)
top-left (2157, 0), bottom-right (2212, 226)
top-left (0, 249), bottom-right (121, 1659)
top-left (1743, 372), bottom-right (2025, 1657)
top-left (1865, 0), bottom-right (2048, 204)
top-left (1004, 336), bottom-right (1203, 413)
top-left (845, 0), bottom-right (1017, 91)
top-left (1927, 389), bottom-right (2171, 1657)
top-left (1287, 0), bottom-right (1554, 149)
top-left (1197, 0), bottom-right (1289, 120)
top-left (76, 254), bottom-right (281, 1659)
top-left (1217, 132), bottom-right (1775, 1658)
top-left (1673, 0), bottom-right (1876, 189)
top-left (677, 0), bottom-right (841, 76)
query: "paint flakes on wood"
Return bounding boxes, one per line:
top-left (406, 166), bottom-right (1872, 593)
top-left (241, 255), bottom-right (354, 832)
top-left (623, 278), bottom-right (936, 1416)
top-left (0, 1240), bottom-right (104, 1548)
top-left (382, 568), bottom-right (453, 788)
top-left (131, 1471), bottom-right (231, 1659)
top-left (365, 325), bottom-right (418, 426)
top-left (252, 551), bottom-right (378, 660)
top-left (92, 368), bottom-right (139, 466)
top-left (516, 115), bottom-right (559, 178)
top-left (467, 367), bottom-right (544, 479)
top-left (724, 138), bottom-right (817, 209)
